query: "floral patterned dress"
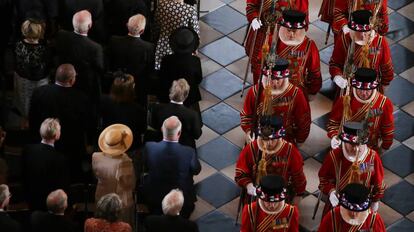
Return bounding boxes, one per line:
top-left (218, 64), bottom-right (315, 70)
top-left (154, 0), bottom-right (199, 69)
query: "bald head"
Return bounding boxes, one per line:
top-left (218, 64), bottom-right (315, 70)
top-left (47, 189), bottom-right (68, 214)
top-left (127, 14), bottom-right (146, 36)
top-left (73, 10), bottom-right (92, 34)
top-left (162, 116), bottom-right (182, 141)
top-left (55, 64), bottom-right (76, 86)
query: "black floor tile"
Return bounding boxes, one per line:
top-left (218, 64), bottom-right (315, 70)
top-left (201, 102), bottom-right (240, 134)
top-left (387, 218), bottom-right (414, 232)
top-left (382, 144), bottom-right (414, 177)
top-left (200, 68), bottom-right (245, 100)
top-left (387, 76), bottom-right (414, 107)
top-left (196, 210), bottom-right (240, 232)
top-left (393, 110), bottom-right (414, 141)
top-left (382, 180), bottom-right (414, 215)
top-left (197, 137), bottom-right (241, 170)
top-left (390, 43), bottom-right (414, 74)
top-left (196, 173), bottom-right (240, 208)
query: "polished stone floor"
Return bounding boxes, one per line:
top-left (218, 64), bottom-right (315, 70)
top-left (192, 0), bottom-right (414, 231)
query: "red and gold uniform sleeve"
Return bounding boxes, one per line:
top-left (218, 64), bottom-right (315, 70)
top-left (293, 89), bottom-right (311, 143)
top-left (329, 33), bottom-right (348, 78)
top-left (235, 142), bottom-right (256, 187)
top-left (318, 207), bottom-right (335, 232)
top-left (380, 97), bottom-right (394, 150)
top-left (289, 146), bottom-right (307, 195)
top-left (305, 40), bottom-right (322, 95)
top-left (326, 97), bottom-right (344, 138)
top-left (318, 149), bottom-right (337, 195)
top-left (371, 152), bottom-right (386, 202)
top-left (372, 213), bottom-right (387, 232)
top-left (332, 0), bottom-right (348, 34)
top-left (241, 203), bottom-right (253, 232)
top-left (288, 205), bottom-right (300, 232)
top-left (241, 85), bottom-right (258, 133)
top-left (376, 0), bottom-right (389, 35)
top-left (246, 0), bottom-right (260, 23)
top-left (378, 37), bottom-right (394, 86)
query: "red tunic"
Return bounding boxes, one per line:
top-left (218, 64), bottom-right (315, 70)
top-left (235, 140), bottom-right (306, 198)
top-left (241, 202), bottom-right (299, 232)
top-left (318, 147), bottom-right (385, 216)
top-left (333, 0), bottom-right (389, 36)
top-left (245, 0), bottom-right (309, 83)
top-left (318, 207), bottom-right (386, 232)
top-left (327, 92), bottom-right (394, 150)
top-left (329, 32), bottom-right (394, 87)
top-left (240, 83), bottom-right (311, 143)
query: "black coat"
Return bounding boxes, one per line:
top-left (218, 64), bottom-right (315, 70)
top-left (143, 141), bottom-right (201, 218)
top-left (55, 30), bottom-right (104, 104)
top-left (0, 212), bottom-right (21, 232)
top-left (22, 144), bottom-right (69, 211)
top-left (106, 35), bottom-right (155, 105)
top-left (159, 53), bottom-right (202, 107)
top-left (150, 103), bottom-right (202, 149)
top-left (145, 215), bottom-right (199, 232)
top-left (30, 211), bottom-right (77, 232)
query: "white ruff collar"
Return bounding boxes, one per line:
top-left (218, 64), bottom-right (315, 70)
top-left (257, 137), bottom-right (284, 154)
top-left (278, 27), bottom-right (306, 46)
top-left (350, 30), bottom-right (375, 46)
top-left (259, 199), bottom-right (285, 215)
top-left (340, 206), bottom-right (370, 226)
top-left (342, 144), bottom-right (368, 162)
top-left (353, 88), bottom-right (377, 104)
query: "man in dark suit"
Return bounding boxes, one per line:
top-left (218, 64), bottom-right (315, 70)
top-left (55, 10), bottom-right (104, 105)
top-left (143, 116), bottom-right (201, 218)
top-left (150, 79), bottom-right (202, 149)
top-left (0, 185), bottom-right (21, 232)
top-left (106, 14), bottom-right (154, 105)
top-left (22, 118), bottom-right (69, 211)
top-left (29, 64), bottom-right (94, 183)
top-left (145, 189), bottom-right (199, 232)
top-left (30, 189), bottom-right (77, 232)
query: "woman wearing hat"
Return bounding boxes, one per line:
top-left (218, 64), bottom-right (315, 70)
top-left (318, 183), bottom-right (386, 231)
top-left (330, 10), bottom-right (394, 92)
top-left (153, 0), bottom-right (199, 70)
top-left (159, 26), bottom-right (202, 112)
top-left (92, 124), bottom-right (136, 226)
top-left (318, 121), bottom-right (385, 218)
top-left (327, 67), bottom-right (394, 153)
top-left (240, 175), bottom-right (299, 232)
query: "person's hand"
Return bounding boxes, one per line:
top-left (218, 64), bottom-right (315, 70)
top-left (246, 183), bottom-right (257, 196)
top-left (333, 75), bottom-right (347, 89)
top-left (251, 18), bottom-right (262, 31)
top-left (342, 25), bottom-right (350, 34)
top-left (245, 131), bottom-right (255, 144)
top-left (329, 190), bottom-right (339, 207)
top-left (331, 136), bottom-right (342, 149)
top-left (371, 201), bottom-right (379, 212)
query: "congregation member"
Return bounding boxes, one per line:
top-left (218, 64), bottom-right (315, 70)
top-left (106, 14), bottom-right (154, 104)
top-left (241, 58), bottom-right (311, 145)
top-left (318, 183), bottom-right (386, 231)
top-left (235, 115), bottom-right (306, 205)
top-left (84, 193), bottom-right (132, 232)
top-left (244, 0), bottom-right (308, 83)
top-left (327, 68), bottom-right (394, 153)
top-left (143, 116), bottom-right (201, 218)
top-left (240, 175), bottom-right (299, 232)
top-left (145, 189), bottom-right (199, 232)
top-left (0, 184), bottom-right (21, 232)
top-left (150, 79), bottom-right (202, 149)
top-left (30, 189), bottom-right (77, 232)
top-left (29, 64), bottom-right (94, 183)
top-left (22, 118), bottom-right (68, 211)
top-left (153, 0), bottom-right (199, 69)
top-left (318, 121), bottom-right (385, 217)
top-left (92, 124), bottom-right (136, 227)
top-left (159, 27), bottom-right (202, 112)
top-left (329, 10), bottom-right (393, 93)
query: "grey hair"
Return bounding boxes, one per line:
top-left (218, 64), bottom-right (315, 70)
top-left (0, 184), bottom-right (10, 204)
top-left (40, 118), bottom-right (61, 140)
top-left (169, 79), bottom-right (190, 102)
top-left (161, 116), bottom-right (182, 138)
top-left (96, 193), bottom-right (123, 223)
top-left (127, 14), bottom-right (146, 35)
top-left (162, 189), bottom-right (184, 215)
top-left (46, 189), bottom-right (67, 213)
top-left (72, 10), bottom-right (92, 33)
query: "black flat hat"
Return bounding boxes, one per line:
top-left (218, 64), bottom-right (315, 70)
top-left (279, 10), bottom-right (307, 29)
top-left (169, 27), bottom-right (200, 54)
top-left (349, 10), bottom-right (372, 32)
top-left (257, 175), bottom-right (287, 202)
top-left (339, 183), bottom-right (371, 212)
top-left (258, 115), bottom-right (285, 139)
top-left (352, 68), bottom-right (378, 90)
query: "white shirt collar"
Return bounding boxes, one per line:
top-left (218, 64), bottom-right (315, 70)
top-left (41, 140), bottom-right (55, 147)
top-left (342, 144), bottom-right (368, 162)
top-left (170, 100), bottom-right (184, 105)
top-left (55, 82), bottom-right (71, 88)
top-left (128, 33), bottom-right (140, 38)
top-left (163, 139), bottom-right (179, 143)
top-left (74, 31), bottom-right (88, 36)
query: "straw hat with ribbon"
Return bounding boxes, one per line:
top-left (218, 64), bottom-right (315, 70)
top-left (98, 124), bottom-right (133, 156)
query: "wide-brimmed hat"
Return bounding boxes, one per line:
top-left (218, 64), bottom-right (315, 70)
top-left (169, 27), bottom-right (200, 54)
top-left (98, 124), bottom-right (133, 156)
top-left (351, 68), bottom-right (378, 90)
top-left (256, 175), bottom-right (287, 202)
top-left (349, 10), bottom-right (372, 32)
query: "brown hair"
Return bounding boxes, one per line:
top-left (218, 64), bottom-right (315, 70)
top-left (110, 72), bottom-right (135, 102)
top-left (21, 19), bottom-right (45, 40)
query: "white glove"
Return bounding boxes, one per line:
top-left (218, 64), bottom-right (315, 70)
top-left (245, 131), bottom-right (255, 144)
top-left (251, 18), bottom-right (262, 31)
top-left (329, 190), bottom-right (339, 207)
top-left (333, 75), bottom-right (347, 89)
top-left (246, 183), bottom-right (257, 196)
top-left (342, 25), bottom-right (351, 34)
top-left (331, 136), bottom-right (342, 149)
top-left (371, 201), bottom-right (379, 212)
